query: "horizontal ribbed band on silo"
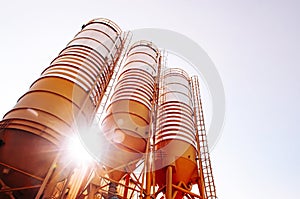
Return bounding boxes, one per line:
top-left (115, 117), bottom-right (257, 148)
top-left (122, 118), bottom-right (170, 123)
top-left (3, 18), bottom-right (124, 145)
top-left (100, 40), bottom-right (159, 181)
top-left (156, 68), bottom-right (197, 149)
top-left (101, 40), bottom-right (159, 161)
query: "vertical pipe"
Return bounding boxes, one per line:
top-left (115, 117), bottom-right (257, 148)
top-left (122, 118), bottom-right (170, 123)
top-left (197, 178), bottom-right (206, 199)
top-left (166, 166), bottom-right (173, 199)
top-left (145, 54), bottom-right (161, 199)
top-left (145, 171), bottom-right (152, 199)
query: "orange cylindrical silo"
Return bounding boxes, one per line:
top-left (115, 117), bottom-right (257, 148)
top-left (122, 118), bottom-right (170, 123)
top-left (100, 40), bottom-right (159, 182)
top-left (0, 18), bottom-right (123, 198)
top-left (154, 68), bottom-right (198, 198)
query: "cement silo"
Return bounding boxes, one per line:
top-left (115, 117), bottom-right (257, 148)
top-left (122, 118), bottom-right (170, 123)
top-left (100, 40), bottom-right (159, 192)
top-left (0, 18), bottom-right (124, 198)
top-left (0, 18), bottom-right (218, 199)
top-left (154, 68), bottom-right (198, 199)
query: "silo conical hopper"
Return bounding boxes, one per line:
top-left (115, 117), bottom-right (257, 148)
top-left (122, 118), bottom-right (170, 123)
top-left (0, 18), bottom-right (124, 198)
top-left (154, 68), bottom-right (198, 198)
top-left (100, 40), bottom-right (159, 182)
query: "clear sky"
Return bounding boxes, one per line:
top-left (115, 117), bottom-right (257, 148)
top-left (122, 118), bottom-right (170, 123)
top-left (0, 0), bottom-right (299, 198)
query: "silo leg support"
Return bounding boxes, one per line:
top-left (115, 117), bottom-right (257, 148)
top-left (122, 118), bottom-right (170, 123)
top-left (166, 166), bottom-right (173, 199)
top-left (123, 174), bottom-right (130, 199)
top-left (35, 154), bottom-right (59, 199)
top-left (108, 182), bottom-right (118, 199)
top-left (145, 171), bottom-right (152, 199)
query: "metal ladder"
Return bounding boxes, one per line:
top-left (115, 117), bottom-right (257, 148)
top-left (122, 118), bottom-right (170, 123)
top-left (93, 31), bottom-right (133, 125)
top-left (191, 76), bottom-right (217, 199)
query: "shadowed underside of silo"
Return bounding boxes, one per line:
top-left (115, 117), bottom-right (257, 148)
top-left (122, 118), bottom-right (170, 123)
top-left (0, 18), bottom-right (217, 199)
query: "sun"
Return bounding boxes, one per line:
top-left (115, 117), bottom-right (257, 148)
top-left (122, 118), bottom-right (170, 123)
top-left (66, 135), bottom-right (95, 166)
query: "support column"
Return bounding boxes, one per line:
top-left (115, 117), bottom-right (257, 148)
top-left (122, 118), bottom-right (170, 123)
top-left (166, 166), bottom-right (173, 199)
top-left (145, 171), bottom-right (152, 199)
top-left (123, 174), bottom-right (130, 199)
top-left (108, 182), bottom-right (118, 199)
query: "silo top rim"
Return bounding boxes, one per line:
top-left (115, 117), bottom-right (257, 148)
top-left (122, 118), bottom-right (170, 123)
top-left (86, 18), bottom-right (122, 34)
top-left (130, 40), bottom-right (159, 54)
top-left (163, 68), bottom-right (190, 80)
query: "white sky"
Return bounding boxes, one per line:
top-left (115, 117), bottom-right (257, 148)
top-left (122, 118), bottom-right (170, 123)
top-left (0, 0), bottom-right (299, 198)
